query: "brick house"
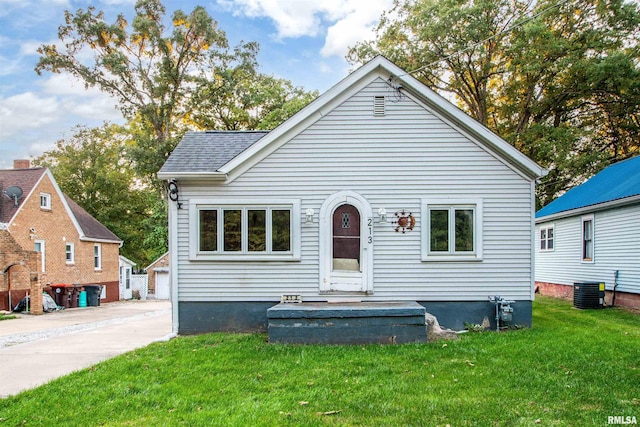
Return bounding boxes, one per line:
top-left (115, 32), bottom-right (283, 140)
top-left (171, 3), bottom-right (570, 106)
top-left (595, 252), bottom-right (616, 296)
top-left (0, 160), bottom-right (122, 312)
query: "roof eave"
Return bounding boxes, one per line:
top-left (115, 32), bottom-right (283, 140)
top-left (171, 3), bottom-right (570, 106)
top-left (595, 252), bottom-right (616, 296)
top-left (535, 193), bottom-right (640, 223)
top-left (157, 171), bottom-right (228, 182)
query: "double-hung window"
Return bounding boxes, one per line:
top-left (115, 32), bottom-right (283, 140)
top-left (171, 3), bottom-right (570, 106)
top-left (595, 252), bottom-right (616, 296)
top-left (190, 199), bottom-right (300, 260)
top-left (65, 243), bottom-right (75, 264)
top-left (582, 215), bottom-right (594, 262)
top-left (40, 193), bottom-right (51, 210)
top-left (94, 244), bottom-right (102, 270)
top-left (540, 225), bottom-right (554, 251)
top-left (422, 199), bottom-right (483, 261)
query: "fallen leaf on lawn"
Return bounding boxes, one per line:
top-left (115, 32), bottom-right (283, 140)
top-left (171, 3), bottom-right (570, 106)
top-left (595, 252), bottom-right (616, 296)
top-left (307, 381), bottom-right (314, 386)
top-left (442, 343), bottom-right (448, 348)
top-left (317, 411), bottom-right (341, 416)
top-left (299, 401), bottom-right (309, 406)
top-left (535, 419), bottom-right (541, 424)
top-left (465, 360), bottom-right (475, 367)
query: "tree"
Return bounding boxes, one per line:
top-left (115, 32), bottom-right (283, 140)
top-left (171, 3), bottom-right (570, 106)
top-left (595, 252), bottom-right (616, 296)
top-left (35, 0), bottom-right (257, 185)
top-left (348, 0), bottom-right (640, 206)
top-left (32, 124), bottom-right (151, 266)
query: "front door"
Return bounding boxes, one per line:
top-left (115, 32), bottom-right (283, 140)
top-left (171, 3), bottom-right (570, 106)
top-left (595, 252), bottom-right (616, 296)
top-left (319, 191), bottom-right (373, 294)
top-left (330, 203), bottom-right (364, 291)
top-left (333, 204), bottom-right (361, 271)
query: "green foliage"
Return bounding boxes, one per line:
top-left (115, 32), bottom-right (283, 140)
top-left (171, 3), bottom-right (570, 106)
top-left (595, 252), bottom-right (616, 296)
top-left (348, 0), bottom-right (640, 205)
top-left (2, 297), bottom-right (639, 425)
top-left (34, 0), bottom-right (317, 265)
top-left (33, 124), bottom-right (151, 266)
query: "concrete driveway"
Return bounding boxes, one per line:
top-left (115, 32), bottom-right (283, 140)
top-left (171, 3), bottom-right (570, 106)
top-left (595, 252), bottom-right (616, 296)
top-left (0, 299), bottom-right (173, 398)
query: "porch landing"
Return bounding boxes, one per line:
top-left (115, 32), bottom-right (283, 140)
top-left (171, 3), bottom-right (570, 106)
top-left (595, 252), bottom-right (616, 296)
top-left (267, 301), bottom-right (428, 344)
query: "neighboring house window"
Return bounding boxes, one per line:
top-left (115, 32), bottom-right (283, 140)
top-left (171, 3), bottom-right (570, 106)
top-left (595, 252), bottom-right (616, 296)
top-left (421, 199), bottom-right (483, 261)
top-left (40, 193), bottom-right (51, 210)
top-left (540, 225), bottom-right (554, 251)
top-left (34, 240), bottom-right (45, 272)
top-left (190, 199), bottom-right (300, 260)
top-left (94, 244), bottom-right (102, 270)
top-left (582, 215), bottom-right (594, 262)
top-left (65, 243), bottom-right (75, 264)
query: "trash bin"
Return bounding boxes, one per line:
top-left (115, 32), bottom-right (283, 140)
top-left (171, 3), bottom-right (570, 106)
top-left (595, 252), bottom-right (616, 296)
top-left (78, 290), bottom-right (87, 308)
top-left (84, 285), bottom-right (102, 306)
top-left (69, 285), bottom-right (80, 308)
top-left (50, 285), bottom-right (67, 307)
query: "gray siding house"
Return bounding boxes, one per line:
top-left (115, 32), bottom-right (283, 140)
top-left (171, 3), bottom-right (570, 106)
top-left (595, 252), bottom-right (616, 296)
top-left (535, 156), bottom-right (640, 309)
top-left (158, 56), bottom-right (546, 335)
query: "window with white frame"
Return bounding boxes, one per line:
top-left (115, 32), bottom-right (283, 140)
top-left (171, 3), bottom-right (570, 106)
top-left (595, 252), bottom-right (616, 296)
top-left (190, 199), bottom-right (300, 260)
top-left (40, 193), bottom-right (51, 210)
top-left (65, 242), bottom-right (75, 264)
top-left (582, 215), bottom-right (594, 262)
top-left (422, 199), bottom-right (483, 261)
top-left (539, 225), bottom-right (554, 251)
top-left (34, 240), bottom-right (46, 272)
top-left (94, 244), bottom-right (102, 270)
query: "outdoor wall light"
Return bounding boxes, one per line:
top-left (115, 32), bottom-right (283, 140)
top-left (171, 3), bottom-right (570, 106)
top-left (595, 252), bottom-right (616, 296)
top-left (305, 208), bottom-right (315, 223)
top-left (377, 208), bottom-right (387, 223)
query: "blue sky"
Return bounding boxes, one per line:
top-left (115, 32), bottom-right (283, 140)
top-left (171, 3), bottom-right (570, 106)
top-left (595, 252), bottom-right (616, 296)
top-left (0, 0), bottom-right (392, 169)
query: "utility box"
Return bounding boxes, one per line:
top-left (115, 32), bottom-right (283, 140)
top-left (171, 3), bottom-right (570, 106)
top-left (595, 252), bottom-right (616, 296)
top-left (573, 282), bottom-right (605, 309)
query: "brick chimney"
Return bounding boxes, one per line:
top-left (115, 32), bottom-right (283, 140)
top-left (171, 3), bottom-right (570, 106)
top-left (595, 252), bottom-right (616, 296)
top-left (13, 159), bottom-right (31, 169)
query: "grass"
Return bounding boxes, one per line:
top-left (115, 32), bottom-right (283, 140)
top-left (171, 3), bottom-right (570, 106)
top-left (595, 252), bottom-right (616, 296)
top-left (2, 296), bottom-right (638, 426)
top-left (0, 313), bottom-right (17, 321)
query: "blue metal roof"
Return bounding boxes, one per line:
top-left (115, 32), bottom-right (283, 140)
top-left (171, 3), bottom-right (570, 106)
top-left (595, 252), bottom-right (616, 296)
top-left (536, 156), bottom-right (640, 219)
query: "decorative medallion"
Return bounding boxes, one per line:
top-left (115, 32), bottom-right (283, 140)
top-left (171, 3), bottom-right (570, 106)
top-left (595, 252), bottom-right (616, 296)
top-left (392, 210), bottom-right (416, 233)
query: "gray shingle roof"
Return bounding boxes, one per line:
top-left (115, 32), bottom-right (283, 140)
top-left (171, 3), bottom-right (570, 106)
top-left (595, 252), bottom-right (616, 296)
top-left (159, 131), bottom-right (269, 174)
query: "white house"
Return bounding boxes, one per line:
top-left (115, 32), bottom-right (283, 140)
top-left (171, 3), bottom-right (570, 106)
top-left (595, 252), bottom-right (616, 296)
top-left (158, 56), bottom-right (546, 336)
top-left (535, 156), bottom-right (640, 309)
top-left (118, 255), bottom-right (135, 300)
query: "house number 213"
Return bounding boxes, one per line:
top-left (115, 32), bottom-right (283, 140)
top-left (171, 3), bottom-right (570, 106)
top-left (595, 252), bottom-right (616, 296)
top-left (367, 218), bottom-right (373, 244)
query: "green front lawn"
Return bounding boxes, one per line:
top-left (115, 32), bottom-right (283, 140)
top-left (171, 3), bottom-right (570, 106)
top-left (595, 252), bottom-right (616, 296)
top-left (3, 297), bottom-right (639, 426)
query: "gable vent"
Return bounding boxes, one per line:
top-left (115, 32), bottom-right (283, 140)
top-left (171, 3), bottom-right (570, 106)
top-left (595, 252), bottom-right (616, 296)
top-left (373, 96), bottom-right (385, 116)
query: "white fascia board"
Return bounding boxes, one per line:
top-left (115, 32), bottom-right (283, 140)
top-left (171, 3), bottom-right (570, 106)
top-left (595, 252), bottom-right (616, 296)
top-left (535, 194), bottom-right (640, 223)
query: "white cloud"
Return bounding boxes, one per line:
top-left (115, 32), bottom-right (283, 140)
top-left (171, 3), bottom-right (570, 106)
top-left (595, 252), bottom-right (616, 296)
top-left (0, 73), bottom-right (122, 169)
top-left (218, 0), bottom-right (392, 57)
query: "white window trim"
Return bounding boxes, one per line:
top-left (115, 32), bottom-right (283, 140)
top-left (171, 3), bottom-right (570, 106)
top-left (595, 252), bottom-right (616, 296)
top-left (65, 242), bottom-right (75, 264)
top-left (539, 224), bottom-right (555, 252)
top-left (421, 199), bottom-right (483, 262)
top-left (35, 240), bottom-right (46, 273)
top-left (40, 193), bottom-right (51, 210)
top-left (94, 244), bottom-right (102, 270)
top-left (189, 199), bottom-right (301, 261)
top-left (581, 214), bottom-right (594, 263)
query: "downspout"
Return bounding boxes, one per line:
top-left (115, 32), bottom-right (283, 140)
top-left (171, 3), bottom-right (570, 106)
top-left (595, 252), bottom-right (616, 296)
top-left (611, 270), bottom-right (619, 308)
top-left (7, 268), bottom-right (11, 312)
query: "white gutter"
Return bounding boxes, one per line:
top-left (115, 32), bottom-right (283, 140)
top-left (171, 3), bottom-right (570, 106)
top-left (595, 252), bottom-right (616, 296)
top-left (536, 194), bottom-right (640, 223)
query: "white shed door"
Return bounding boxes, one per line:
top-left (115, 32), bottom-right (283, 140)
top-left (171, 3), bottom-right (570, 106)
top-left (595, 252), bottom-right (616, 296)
top-left (155, 271), bottom-right (170, 300)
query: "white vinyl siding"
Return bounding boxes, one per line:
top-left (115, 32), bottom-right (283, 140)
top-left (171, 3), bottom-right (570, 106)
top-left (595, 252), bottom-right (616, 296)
top-left (173, 78), bottom-right (535, 302)
top-left (536, 203), bottom-right (640, 295)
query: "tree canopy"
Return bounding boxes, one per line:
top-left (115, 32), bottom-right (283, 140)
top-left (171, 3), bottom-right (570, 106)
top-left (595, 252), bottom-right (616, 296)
top-left (348, 0), bottom-right (640, 206)
top-left (35, 0), bottom-right (316, 265)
